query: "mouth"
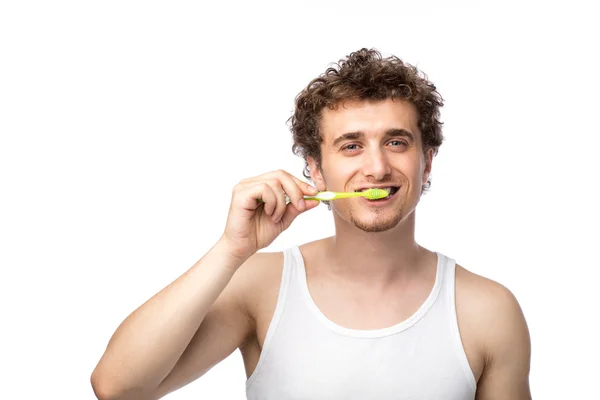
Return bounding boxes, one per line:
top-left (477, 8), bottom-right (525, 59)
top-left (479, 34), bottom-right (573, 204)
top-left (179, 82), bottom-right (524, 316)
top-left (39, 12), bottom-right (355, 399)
top-left (354, 186), bottom-right (400, 201)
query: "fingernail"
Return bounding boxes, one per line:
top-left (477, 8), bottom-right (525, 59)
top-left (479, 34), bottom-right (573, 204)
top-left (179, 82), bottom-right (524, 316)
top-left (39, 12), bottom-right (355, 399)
top-left (309, 185), bottom-right (317, 192)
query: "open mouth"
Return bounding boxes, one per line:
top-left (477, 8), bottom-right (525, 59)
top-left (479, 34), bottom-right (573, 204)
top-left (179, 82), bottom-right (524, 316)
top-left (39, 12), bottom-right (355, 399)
top-left (355, 186), bottom-right (400, 201)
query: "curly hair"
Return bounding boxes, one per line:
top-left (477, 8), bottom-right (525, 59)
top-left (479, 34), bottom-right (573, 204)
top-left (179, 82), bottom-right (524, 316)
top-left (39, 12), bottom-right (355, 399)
top-left (289, 48), bottom-right (444, 192)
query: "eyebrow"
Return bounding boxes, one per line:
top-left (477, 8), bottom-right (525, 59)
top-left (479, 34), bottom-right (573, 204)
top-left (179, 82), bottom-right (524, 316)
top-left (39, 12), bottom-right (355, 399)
top-left (331, 128), bottom-right (415, 147)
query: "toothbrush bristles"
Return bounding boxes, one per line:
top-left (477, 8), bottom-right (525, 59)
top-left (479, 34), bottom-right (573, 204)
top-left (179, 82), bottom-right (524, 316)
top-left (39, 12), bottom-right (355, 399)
top-left (364, 188), bottom-right (389, 200)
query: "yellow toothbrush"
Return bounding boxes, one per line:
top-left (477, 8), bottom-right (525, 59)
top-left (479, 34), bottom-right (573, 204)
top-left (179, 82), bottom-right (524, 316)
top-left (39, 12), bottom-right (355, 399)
top-left (257, 188), bottom-right (389, 204)
top-left (304, 188), bottom-right (389, 201)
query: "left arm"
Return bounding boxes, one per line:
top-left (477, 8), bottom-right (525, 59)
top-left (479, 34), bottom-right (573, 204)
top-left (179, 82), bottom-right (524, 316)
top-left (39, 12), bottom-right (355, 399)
top-left (476, 284), bottom-right (532, 399)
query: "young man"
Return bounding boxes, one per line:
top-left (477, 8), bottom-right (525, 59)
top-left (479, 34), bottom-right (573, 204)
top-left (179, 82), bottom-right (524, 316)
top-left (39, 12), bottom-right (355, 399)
top-left (92, 49), bottom-right (531, 399)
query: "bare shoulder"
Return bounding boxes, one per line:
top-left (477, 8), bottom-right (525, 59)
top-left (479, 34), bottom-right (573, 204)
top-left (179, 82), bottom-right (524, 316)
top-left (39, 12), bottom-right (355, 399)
top-left (455, 264), bottom-right (531, 398)
top-left (235, 251), bottom-right (284, 285)
top-left (237, 238), bottom-right (330, 317)
top-left (455, 264), bottom-right (525, 319)
top-left (456, 265), bottom-right (525, 338)
top-left (234, 251), bottom-right (285, 320)
top-left (455, 264), bottom-right (529, 346)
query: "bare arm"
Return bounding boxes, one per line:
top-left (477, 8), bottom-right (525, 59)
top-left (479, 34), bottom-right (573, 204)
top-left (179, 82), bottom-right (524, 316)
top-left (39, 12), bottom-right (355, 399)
top-left (150, 252), bottom-right (278, 399)
top-left (91, 239), bottom-right (253, 400)
top-left (475, 284), bottom-right (532, 399)
top-left (91, 170), bottom-right (318, 400)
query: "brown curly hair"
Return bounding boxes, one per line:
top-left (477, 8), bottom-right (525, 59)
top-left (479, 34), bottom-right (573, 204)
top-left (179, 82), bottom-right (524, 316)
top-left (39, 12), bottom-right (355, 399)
top-left (289, 48), bottom-right (444, 192)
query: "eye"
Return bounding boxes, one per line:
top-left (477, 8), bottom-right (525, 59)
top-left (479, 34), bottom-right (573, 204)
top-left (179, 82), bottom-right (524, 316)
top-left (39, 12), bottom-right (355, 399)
top-left (388, 140), bottom-right (407, 147)
top-left (342, 143), bottom-right (360, 152)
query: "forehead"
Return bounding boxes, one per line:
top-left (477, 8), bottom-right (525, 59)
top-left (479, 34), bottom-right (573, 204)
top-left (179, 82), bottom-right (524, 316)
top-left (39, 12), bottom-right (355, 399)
top-left (319, 98), bottom-right (420, 142)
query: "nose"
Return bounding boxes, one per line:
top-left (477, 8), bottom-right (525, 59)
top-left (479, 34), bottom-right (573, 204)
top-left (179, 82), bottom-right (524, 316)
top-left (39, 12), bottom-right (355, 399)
top-left (361, 148), bottom-right (392, 180)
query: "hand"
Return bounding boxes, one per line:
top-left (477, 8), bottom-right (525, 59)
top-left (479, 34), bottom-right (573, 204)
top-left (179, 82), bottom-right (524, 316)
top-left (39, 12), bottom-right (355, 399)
top-left (220, 170), bottom-right (320, 263)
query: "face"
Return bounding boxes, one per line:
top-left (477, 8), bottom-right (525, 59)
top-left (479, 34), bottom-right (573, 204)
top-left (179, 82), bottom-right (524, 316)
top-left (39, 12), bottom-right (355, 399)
top-left (308, 98), bottom-right (433, 233)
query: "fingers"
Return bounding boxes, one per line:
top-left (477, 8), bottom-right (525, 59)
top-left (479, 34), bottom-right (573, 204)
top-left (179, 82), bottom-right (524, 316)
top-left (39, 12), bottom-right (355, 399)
top-left (233, 180), bottom-right (291, 224)
top-left (238, 170), bottom-right (318, 212)
top-left (269, 180), bottom-right (288, 223)
top-left (273, 174), bottom-right (306, 213)
top-left (234, 182), bottom-right (278, 215)
top-left (235, 170), bottom-right (320, 225)
top-left (289, 174), bottom-right (319, 196)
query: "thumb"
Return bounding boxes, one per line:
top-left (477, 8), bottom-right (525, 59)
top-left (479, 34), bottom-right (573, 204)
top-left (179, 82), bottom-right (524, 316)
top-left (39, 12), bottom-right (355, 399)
top-left (280, 200), bottom-right (320, 229)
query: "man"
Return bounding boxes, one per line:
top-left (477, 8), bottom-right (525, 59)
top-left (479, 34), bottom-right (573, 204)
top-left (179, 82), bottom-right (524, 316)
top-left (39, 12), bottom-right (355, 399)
top-left (91, 48), bottom-right (531, 399)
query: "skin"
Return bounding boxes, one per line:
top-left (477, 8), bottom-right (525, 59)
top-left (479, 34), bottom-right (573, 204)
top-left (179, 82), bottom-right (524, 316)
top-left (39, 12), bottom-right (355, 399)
top-left (91, 98), bottom-right (531, 400)
top-left (244, 99), bottom-right (531, 398)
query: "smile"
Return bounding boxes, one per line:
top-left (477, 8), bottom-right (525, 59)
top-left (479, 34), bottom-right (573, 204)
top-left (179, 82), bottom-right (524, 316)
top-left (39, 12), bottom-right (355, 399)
top-left (354, 186), bottom-right (400, 200)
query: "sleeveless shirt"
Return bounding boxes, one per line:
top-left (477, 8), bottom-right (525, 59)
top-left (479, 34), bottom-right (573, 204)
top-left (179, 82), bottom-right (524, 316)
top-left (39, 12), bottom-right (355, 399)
top-left (245, 246), bottom-right (477, 399)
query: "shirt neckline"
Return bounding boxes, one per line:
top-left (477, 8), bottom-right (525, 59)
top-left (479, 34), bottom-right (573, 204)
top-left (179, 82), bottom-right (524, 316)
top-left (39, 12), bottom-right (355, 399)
top-left (292, 246), bottom-right (445, 338)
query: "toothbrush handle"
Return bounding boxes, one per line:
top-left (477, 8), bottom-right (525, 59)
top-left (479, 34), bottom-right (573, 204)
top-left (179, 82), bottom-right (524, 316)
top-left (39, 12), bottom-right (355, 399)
top-left (258, 195), bottom-right (315, 203)
top-left (303, 192), bottom-right (363, 201)
top-left (258, 192), bottom-right (363, 203)
top-left (328, 192), bottom-right (363, 199)
top-left (303, 195), bottom-right (321, 201)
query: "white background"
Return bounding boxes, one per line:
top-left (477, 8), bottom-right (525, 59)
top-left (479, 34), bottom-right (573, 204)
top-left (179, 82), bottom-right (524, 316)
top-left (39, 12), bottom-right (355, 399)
top-left (1, 1), bottom-right (599, 399)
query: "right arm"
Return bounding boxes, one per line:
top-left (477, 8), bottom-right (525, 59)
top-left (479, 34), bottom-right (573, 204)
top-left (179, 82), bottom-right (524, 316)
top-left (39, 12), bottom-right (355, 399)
top-left (90, 171), bottom-right (319, 400)
top-left (91, 239), bottom-right (251, 400)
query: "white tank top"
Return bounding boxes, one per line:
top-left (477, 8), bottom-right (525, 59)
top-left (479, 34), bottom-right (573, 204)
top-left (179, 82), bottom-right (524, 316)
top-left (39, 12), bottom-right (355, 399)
top-left (246, 246), bottom-right (477, 399)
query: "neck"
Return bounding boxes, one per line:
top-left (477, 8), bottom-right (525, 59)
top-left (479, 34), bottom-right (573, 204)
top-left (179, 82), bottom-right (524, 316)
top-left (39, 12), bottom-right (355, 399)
top-left (326, 210), bottom-right (424, 284)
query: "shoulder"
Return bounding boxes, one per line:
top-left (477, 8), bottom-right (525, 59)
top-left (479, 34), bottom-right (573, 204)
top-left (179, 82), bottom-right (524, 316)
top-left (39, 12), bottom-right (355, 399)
top-left (237, 250), bottom-right (285, 278)
top-left (234, 250), bottom-right (286, 319)
top-left (455, 264), bottom-right (524, 319)
top-left (455, 264), bottom-right (531, 368)
top-left (236, 239), bottom-right (327, 318)
top-left (456, 264), bottom-right (522, 323)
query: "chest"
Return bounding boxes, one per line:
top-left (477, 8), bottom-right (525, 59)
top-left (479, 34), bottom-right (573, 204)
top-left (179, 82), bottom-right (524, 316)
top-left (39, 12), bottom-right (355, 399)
top-left (248, 298), bottom-right (483, 382)
top-left (243, 263), bottom-right (485, 386)
top-left (307, 279), bottom-right (433, 331)
top-left (246, 310), bottom-right (476, 400)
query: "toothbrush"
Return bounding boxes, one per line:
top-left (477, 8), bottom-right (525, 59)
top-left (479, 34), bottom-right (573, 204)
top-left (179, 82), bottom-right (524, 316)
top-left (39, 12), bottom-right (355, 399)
top-left (304, 188), bottom-right (389, 201)
top-left (257, 188), bottom-right (390, 204)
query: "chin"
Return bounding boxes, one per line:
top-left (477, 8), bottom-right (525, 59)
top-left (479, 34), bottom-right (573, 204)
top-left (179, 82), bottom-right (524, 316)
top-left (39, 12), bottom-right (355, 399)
top-left (349, 212), bottom-right (404, 233)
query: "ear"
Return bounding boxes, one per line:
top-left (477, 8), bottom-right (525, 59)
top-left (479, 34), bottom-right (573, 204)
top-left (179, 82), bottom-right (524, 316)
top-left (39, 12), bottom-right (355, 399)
top-left (307, 156), bottom-right (327, 191)
top-left (422, 148), bottom-right (434, 186)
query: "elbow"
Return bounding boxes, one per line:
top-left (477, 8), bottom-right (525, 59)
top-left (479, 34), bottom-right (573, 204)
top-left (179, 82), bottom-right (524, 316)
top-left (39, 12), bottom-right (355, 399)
top-left (91, 369), bottom-right (124, 400)
top-left (91, 369), bottom-right (151, 400)
top-left (90, 371), bottom-right (115, 400)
